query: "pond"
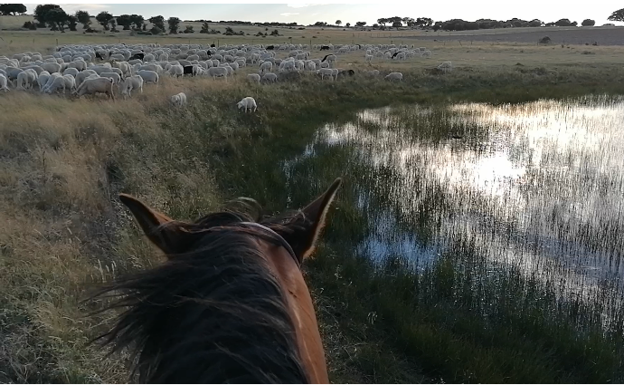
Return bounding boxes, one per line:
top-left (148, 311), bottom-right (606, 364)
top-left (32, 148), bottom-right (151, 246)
top-left (284, 95), bottom-right (624, 311)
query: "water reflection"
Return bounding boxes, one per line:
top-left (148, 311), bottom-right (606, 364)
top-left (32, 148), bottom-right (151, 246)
top-left (286, 96), bottom-right (624, 306)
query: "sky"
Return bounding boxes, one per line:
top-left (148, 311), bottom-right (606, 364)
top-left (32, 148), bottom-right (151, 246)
top-left (21, 2), bottom-right (624, 27)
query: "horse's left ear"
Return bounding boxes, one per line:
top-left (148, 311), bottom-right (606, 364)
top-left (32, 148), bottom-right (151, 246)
top-left (119, 193), bottom-right (191, 257)
top-left (279, 178), bottom-right (342, 261)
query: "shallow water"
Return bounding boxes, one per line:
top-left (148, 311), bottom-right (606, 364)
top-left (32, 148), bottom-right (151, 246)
top-left (285, 95), bottom-right (624, 308)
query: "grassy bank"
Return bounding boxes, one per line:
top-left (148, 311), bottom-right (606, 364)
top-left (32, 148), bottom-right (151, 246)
top-left (1, 63), bottom-right (624, 383)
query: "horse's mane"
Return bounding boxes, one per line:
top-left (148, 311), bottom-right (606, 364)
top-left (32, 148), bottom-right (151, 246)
top-left (89, 202), bottom-right (310, 383)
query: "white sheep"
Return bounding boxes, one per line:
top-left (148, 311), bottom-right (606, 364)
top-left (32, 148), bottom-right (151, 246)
top-left (207, 66), bottom-right (228, 81)
top-left (168, 64), bottom-right (184, 78)
top-left (63, 74), bottom-right (77, 92)
top-left (438, 61), bottom-right (453, 73)
top-left (170, 92), bottom-right (187, 107)
top-left (0, 74), bottom-right (8, 92)
top-left (136, 70), bottom-right (159, 85)
top-left (100, 72), bottom-right (122, 84)
top-left (44, 75), bottom-right (68, 94)
top-left (384, 72), bottom-right (403, 81)
top-left (261, 72), bottom-right (278, 83)
top-left (317, 68), bottom-right (335, 81)
top-left (237, 96), bottom-right (257, 113)
top-left (247, 73), bottom-right (261, 83)
top-left (259, 61), bottom-right (272, 74)
top-left (120, 75), bottom-right (144, 99)
top-left (74, 77), bottom-right (115, 100)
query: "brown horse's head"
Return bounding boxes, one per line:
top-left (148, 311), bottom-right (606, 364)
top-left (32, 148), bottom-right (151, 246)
top-left (92, 178), bottom-right (341, 384)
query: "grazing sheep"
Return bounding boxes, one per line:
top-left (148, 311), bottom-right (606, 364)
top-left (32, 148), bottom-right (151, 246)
top-left (259, 61), bottom-right (272, 74)
top-left (170, 92), bottom-right (187, 107)
top-left (384, 72), bottom-right (403, 81)
top-left (261, 72), bottom-right (278, 83)
top-left (63, 67), bottom-right (79, 77)
top-left (0, 74), bottom-right (8, 92)
top-left (317, 68), bottom-right (335, 81)
top-left (76, 70), bottom-right (98, 87)
top-left (37, 71), bottom-right (51, 90)
top-left (43, 75), bottom-right (68, 94)
top-left (321, 54), bottom-right (337, 68)
top-left (206, 66), bottom-right (228, 80)
top-left (63, 74), bottom-right (77, 92)
top-left (74, 77), bottom-right (115, 100)
top-left (437, 61), bottom-right (453, 73)
top-left (367, 70), bottom-right (380, 77)
top-left (120, 75), bottom-right (144, 99)
top-left (100, 72), bottom-right (122, 84)
top-left (237, 96), bottom-right (257, 113)
top-left (136, 70), bottom-right (159, 85)
top-left (168, 64), bottom-right (184, 78)
top-left (247, 73), bottom-right (261, 83)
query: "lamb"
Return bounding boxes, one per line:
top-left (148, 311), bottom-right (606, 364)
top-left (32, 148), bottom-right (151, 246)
top-left (170, 92), bottom-right (187, 107)
top-left (0, 74), bottom-right (8, 92)
top-left (136, 70), bottom-right (159, 85)
top-left (384, 72), bottom-right (403, 81)
top-left (120, 75), bottom-right (144, 99)
top-left (237, 96), bottom-right (257, 113)
top-left (247, 73), bottom-right (261, 83)
top-left (74, 77), bottom-right (115, 100)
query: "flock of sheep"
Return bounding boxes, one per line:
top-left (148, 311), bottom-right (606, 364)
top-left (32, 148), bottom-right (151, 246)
top-left (0, 41), bottom-right (446, 110)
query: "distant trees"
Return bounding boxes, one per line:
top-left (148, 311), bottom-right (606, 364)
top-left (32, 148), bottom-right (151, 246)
top-left (96, 11), bottom-right (113, 30)
top-left (67, 15), bottom-right (77, 31)
top-left (183, 25), bottom-right (194, 33)
top-left (167, 16), bottom-right (180, 33)
top-left (554, 18), bottom-right (573, 27)
top-left (200, 21), bottom-right (209, 33)
top-left (335, 20), bottom-right (341, 26)
top-left (608, 8), bottom-right (624, 22)
top-left (0, 3), bottom-right (26, 15)
top-left (355, 21), bottom-right (366, 27)
top-left (34, 4), bottom-right (63, 28)
top-left (75, 10), bottom-right (90, 29)
top-left (345, 22), bottom-right (350, 27)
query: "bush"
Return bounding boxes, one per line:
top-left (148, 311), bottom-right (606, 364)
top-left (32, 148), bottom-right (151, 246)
top-left (183, 25), bottom-right (194, 33)
top-left (22, 21), bottom-right (37, 30)
top-left (150, 26), bottom-right (163, 35)
top-left (582, 19), bottom-right (595, 26)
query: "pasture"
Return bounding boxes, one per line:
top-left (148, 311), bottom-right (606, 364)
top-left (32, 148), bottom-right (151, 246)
top-left (2, 19), bottom-right (624, 383)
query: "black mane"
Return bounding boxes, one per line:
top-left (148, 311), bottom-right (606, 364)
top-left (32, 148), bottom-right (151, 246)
top-left (90, 206), bottom-right (310, 383)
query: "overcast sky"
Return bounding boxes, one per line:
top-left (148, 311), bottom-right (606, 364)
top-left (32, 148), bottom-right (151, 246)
top-left (23, 2), bottom-right (624, 26)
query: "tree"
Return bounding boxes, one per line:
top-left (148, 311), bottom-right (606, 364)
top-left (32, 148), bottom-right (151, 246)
top-left (45, 7), bottom-right (69, 32)
top-left (554, 18), bottom-right (572, 27)
top-left (129, 14), bottom-right (144, 30)
top-left (392, 21), bottom-right (402, 29)
top-left (96, 11), bottom-right (113, 30)
top-left (416, 17), bottom-right (433, 28)
top-left (183, 25), bottom-right (194, 33)
top-left (148, 15), bottom-right (165, 31)
top-left (67, 14), bottom-right (77, 31)
top-left (582, 19), bottom-right (595, 26)
top-left (34, 4), bottom-right (63, 27)
top-left (377, 18), bottom-right (387, 27)
top-left (75, 10), bottom-right (90, 29)
top-left (167, 16), bottom-right (180, 34)
top-left (116, 14), bottom-right (132, 30)
top-left (345, 22), bottom-right (350, 28)
top-left (109, 18), bottom-right (118, 32)
top-left (200, 21), bottom-right (209, 33)
top-left (608, 8), bottom-right (624, 22)
top-left (528, 19), bottom-right (543, 27)
top-left (335, 20), bottom-right (341, 26)
top-left (355, 21), bottom-right (366, 27)
top-left (0, 4), bottom-right (27, 15)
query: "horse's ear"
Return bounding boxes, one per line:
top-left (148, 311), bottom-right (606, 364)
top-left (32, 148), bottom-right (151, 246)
top-left (119, 193), bottom-right (189, 257)
top-left (279, 178), bottom-right (342, 261)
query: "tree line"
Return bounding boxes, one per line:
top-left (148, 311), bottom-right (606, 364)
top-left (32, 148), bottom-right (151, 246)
top-left (9, 4), bottom-right (624, 34)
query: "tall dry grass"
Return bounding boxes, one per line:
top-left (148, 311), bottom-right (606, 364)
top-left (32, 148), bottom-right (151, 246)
top-left (0, 58), bottom-right (624, 382)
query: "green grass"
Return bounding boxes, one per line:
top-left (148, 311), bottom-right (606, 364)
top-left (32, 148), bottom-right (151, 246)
top-left (1, 59), bottom-right (624, 383)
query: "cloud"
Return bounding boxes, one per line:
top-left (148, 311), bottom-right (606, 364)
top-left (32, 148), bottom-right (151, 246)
top-left (280, 12), bottom-right (299, 16)
top-left (60, 4), bottom-right (110, 13)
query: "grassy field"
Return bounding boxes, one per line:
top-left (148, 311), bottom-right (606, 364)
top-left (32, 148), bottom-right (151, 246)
top-left (1, 24), bottom-right (624, 383)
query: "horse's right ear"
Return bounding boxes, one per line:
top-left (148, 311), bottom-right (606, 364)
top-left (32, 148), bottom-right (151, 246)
top-left (119, 194), bottom-right (190, 256)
